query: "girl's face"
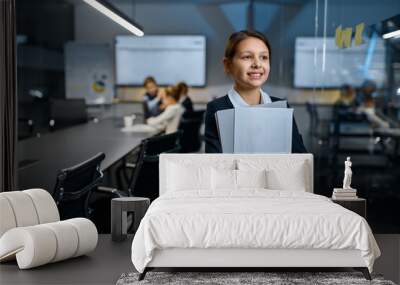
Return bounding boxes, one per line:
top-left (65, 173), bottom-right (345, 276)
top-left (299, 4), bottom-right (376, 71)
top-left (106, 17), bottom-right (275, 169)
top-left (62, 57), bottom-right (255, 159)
top-left (224, 37), bottom-right (270, 90)
top-left (145, 82), bottom-right (158, 96)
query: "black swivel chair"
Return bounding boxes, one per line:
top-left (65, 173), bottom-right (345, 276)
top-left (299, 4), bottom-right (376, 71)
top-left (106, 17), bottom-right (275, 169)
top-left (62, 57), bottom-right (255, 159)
top-left (18, 117), bottom-right (35, 140)
top-left (306, 102), bottom-right (332, 150)
top-left (49, 99), bottom-right (88, 131)
top-left (178, 110), bottom-right (205, 153)
top-left (127, 131), bottom-right (182, 201)
top-left (52, 152), bottom-right (105, 220)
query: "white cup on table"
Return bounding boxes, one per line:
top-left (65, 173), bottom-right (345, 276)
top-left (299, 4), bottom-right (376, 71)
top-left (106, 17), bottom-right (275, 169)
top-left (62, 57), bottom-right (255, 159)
top-left (124, 115), bottom-right (136, 127)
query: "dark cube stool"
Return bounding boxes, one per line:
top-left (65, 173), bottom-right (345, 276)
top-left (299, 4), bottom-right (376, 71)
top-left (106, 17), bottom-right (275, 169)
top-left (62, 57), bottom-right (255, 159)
top-left (111, 197), bottom-right (150, 242)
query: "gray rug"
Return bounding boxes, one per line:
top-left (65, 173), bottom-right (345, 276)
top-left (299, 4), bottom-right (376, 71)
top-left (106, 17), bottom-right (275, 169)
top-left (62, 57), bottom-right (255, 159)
top-left (116, 271), bottom-right (396, 285)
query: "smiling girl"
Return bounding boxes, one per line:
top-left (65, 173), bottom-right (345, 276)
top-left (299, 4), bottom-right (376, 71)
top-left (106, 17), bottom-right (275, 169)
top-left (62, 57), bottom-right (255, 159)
top-left (204, 30), bottom-right (307, 153)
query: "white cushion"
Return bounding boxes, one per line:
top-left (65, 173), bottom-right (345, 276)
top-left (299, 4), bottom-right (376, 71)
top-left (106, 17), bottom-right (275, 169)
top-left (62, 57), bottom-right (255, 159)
top-left (24, 189), bottom-right (59, 224)
top-left (160, 154), bottom-right (313, 195)
top-left (0, 189), bottom-right (59, 238)
top-left (167, 163), bottom-right (211, 191)
top-left (211, 168), bottom-right (236, 190)
top-left (42, 221), bottom-right (79, 262)
top-left (0, 218), bottom-right (97, 269)
top-left (0, 191), bottom-right (39, 227)
top-left (166, 160), bottom-right (235, 192)
top-left (266, 163), bottom-right (307, 191)
top-left (0, 196), bottom-right (17, 237)
top-left (0, 225), bottom-right (57, 269)
top-left (238, 159), bottom-right (308, 191)
top-left (0, 189), bottom-right (98, 269)
top-left (237, 169), bottom-right (267, 189)
top-left (65, 218), bottom-right (98, 257)
top-left (211, 169), bottom-right (267, 191)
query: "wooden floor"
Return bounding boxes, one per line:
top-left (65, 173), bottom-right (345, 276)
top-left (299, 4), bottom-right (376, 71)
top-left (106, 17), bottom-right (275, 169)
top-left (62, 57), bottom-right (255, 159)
top-left (0, 235), bottom-right (399, 285)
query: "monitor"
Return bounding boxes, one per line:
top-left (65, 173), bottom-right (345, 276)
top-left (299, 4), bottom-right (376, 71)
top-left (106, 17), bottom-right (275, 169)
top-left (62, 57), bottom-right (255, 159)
top-left (115, 35), bottom-right (206, 86)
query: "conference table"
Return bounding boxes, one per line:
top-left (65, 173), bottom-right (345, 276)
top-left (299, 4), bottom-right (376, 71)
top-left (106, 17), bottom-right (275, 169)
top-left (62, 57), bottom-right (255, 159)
top-left (17, 118), bottom-right (154, 193)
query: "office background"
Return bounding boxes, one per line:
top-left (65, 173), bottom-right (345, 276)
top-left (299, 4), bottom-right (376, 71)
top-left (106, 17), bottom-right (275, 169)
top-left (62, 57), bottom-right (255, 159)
top-left (14, 0), bottom-right (400, 234)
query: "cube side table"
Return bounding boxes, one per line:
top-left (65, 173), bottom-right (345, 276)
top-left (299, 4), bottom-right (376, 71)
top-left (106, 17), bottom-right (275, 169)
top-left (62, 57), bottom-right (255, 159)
top-left (111, 197), bottom-right (150, 242)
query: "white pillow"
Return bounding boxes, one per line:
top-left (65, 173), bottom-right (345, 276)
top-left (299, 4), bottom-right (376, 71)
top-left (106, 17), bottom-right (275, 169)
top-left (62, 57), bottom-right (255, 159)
top-left (165, 158), bottom-right (236, 192)
top-left (211, 169), bottom-right (267, 190)
top-left (211, 168), bottom-right (236, 190)
top-left (238, 159), bottom-right (308, 192)
top-left (167, 163), bottom-right (211, 191)
top-left (266, 164), bottom-right (306, 191)
top-left (237, 169), bottom-right (267, 189)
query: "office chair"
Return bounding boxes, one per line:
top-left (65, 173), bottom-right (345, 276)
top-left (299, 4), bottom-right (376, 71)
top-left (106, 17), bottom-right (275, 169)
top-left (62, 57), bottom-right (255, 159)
top-left (18, 117), bottom-right (35, 140)
top-left (127, 131), bottom-right (182, 201)
top-left (306, 102), bottom-right (335, 192)
top-left (115, 145), bottom-right (141, 191)
top-left (178, 110), bottom-right (205, 153)
top-left (306, 102), bottom-right (332, 151)
top-left (52, 152), bottom-right (105, 220)
top-left (49, 99), bottom-right (88, 131)
top-left (18, 102), bottom-right (36, 140)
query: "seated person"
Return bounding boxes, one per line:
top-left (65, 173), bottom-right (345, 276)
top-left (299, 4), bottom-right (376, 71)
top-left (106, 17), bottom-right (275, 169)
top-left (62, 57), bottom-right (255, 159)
top-left (357, 94), bottom-right (390, 129)
top-left (143, 76), bottom-right (162, 118)
top-left (333, 84), bottom-right (356, 118)
top-left (355, 79), bottom-right (377, 107)
top-left (146, 86), bottom-right (184, 134)
top-left (176, 81), bottom-right (194, 113)
top-left (337, 84), bottom-right (356, 107)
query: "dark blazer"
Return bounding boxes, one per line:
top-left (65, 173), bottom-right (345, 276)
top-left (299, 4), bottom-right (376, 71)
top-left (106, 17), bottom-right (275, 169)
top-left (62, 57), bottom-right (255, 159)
top-left (181, 96), bottom-right (194, 113)
top-left (204, 95), bottom-right (307, 153)
top-left (143, 92), bottom-right (162, 119)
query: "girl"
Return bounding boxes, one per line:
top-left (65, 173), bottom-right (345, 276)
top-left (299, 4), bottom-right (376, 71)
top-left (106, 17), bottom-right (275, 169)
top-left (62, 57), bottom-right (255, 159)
top-left (142, 76), bottom-right (162, 118)
top-left (176, 81), bottom-right (194, 113)
top-left (146, 85), bottom-right (183, 134)
top-left (204, 30), bottom-right (307, 153)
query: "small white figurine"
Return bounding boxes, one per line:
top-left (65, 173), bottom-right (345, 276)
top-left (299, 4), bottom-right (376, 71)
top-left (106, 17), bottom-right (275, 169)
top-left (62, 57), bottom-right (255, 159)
top-left (342, 157), bottom-right (353, 189)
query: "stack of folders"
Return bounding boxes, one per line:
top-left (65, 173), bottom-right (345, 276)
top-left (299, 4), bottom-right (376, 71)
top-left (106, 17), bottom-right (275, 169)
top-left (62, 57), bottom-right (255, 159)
top-left (332, 188), bottom-right (358, 200)
top-left (215, 101), bottom-right (293, 153)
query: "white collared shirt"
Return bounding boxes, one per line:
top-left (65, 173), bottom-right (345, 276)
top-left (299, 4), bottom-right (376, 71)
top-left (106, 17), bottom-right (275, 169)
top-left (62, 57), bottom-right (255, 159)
top-left (227, 87), bottom-right (272, 108)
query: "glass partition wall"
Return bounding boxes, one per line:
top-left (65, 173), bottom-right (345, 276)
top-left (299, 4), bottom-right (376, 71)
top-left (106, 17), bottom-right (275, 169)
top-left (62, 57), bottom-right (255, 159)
top-left (300, 0), bottom-right (400, 233)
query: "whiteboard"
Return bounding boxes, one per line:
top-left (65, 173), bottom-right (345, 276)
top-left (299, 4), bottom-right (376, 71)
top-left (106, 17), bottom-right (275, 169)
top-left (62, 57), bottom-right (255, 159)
top-left (65, 43), bottom-right (114, 104)
top-left (294, 37), bottom-right (386, 88)
top-left (115, 35), bottom-right (206, 86)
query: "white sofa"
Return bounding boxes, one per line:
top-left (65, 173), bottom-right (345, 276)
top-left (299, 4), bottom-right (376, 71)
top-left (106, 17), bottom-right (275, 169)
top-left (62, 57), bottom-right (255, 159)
top-left (0, 188), bottom-right (98, 269)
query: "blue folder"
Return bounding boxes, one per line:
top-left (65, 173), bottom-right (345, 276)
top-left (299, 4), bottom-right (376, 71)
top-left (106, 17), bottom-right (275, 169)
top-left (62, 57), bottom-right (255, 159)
top-left (215, 101), bottom-right (293, 153)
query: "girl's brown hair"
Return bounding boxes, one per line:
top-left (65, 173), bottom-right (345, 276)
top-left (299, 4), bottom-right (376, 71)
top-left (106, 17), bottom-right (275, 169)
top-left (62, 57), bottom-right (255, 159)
top-left (224, 30), bottom-right (271, 61)
top-left (176, 81), bottom-right (188, 96)
top-left (143, 76), bottom-right (157, 87)
top-left (165, 85), bottom-right (181, 102)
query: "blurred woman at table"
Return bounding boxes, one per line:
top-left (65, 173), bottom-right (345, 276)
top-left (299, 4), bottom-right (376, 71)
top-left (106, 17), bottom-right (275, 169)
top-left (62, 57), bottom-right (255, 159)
top-left (143, 76), bottom-right (162, 118)
top-left (176, 81), bottom-right (194, 113)
top-left (147, 85), bottom-right (184, 134)
top-left (357, 93), bottom-right (390, 129)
